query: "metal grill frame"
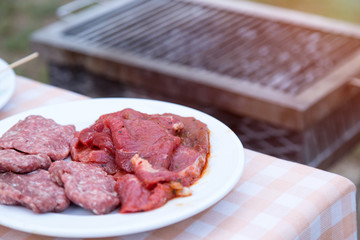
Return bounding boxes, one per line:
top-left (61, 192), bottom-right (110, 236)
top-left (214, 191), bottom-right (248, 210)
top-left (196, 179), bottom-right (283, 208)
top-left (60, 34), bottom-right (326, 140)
top-left (31, 0), bottom-right (360, 131)
top-left (63, 0), bottom-right (360, 96)
top-left (31, 0), bottom-right (360, 167)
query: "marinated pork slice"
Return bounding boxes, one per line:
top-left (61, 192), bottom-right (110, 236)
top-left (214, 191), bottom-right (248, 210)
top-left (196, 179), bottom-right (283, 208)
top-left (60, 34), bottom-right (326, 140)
top-left (131, 148), bottom-right (206, 188)
top-left (71, 109), bottom-right (185, 173)
top-left (49, 161), bottom-right (120, 215)
top-left (169, 115), bottom-right (210, 156)
top-left (69, 108), bottom-right (210, 213)
top-left (0, 115), bottom-right (76, 160)
top-left (103, 109), bottom-right (182, 172)
top-left (171, 146), bottom-right (207, 186)
top-left (115, 174), bottom-right (175, 213)
top-left (0, 170), bottom-right (70, 213)
top-left (147, 114), bottom-right (184, 135)
top-left (70, 131), bottom-right (120, 175)
top-left (76, 120), bottom-right (115, 155)
top-left (0, 149), bottom-right (51, 173)
top-left (168, 115), bottom-right (209, 186)
top-left (130, 154), bottom-right (178, 188)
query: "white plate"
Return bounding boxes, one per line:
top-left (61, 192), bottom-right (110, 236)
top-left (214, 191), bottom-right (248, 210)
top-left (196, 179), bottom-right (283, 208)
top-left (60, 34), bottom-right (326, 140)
top-left (0, 98), bottom-right (244, 238)
top-left (0, 58), bottom-right (16, 110)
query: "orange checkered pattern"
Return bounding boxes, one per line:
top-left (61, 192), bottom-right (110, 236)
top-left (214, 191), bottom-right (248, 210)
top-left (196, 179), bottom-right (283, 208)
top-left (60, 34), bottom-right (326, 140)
top-left (0, 76), bottom-right (357, 240)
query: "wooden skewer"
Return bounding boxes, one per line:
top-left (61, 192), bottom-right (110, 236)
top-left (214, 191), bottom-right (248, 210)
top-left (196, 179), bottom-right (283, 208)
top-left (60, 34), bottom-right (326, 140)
top-left (349, 77), bottom-right (360, 88)
top-left (0, 52), bottom-right (39, 74)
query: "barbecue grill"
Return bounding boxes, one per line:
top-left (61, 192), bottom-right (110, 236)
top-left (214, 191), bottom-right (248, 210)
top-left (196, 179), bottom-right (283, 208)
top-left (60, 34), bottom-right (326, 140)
top-left (31, 0), bottom-right (360, 168)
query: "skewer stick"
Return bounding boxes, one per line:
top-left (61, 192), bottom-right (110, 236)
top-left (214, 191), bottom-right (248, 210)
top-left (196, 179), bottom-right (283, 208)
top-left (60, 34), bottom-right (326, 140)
top-left (349, 77), bottom-right (360, 88)
top-left (0, 52), bottom-right (39, 74)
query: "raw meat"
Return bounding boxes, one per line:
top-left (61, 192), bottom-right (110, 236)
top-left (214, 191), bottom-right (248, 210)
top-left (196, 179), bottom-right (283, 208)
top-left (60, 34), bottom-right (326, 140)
top-left (70, 131), bottom-right (120, 175)
top-left (103, 109), bottom-right (183, 172)
top-left (70, 119), bottom-right (120, 175)
top-left (169, 115), bottom-right (209, 186)
top-left (0, 149), bottom-right (51, 173)
top-left (115, 174), bottom-right (175, 213)
top-left (49, 161), bottom-right (120, 215)
top-left (0, 170), bottom-right (70, 213)
top-left (70, 108), bottom-right (210, 213)
top-left (0, 115), bottom-right (75, 160)
top-left (171, 145), bottom-right (207, 186)
top-left (70, 109), bottom-right (184, 173)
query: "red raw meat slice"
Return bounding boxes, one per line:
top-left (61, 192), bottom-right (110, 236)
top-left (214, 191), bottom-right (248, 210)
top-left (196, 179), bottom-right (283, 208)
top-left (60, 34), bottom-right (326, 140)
top-left (49, 161), bottom-right (120, 215)
top-left (0, 170), bottom-right (70, 213)
top-left (171, 115), bottom-right (210, 155)
top-left (115, 174), bottom-right (175, 213)
top-left (0, 149), bottom-right (51, 173)
top-left (169, 115), bottom-right (209, 186)
top-left (131, 147), bottom-right (206, 188)
top-left (0, 115), bottom-right (75, 161)
top-left (147, 114), bottom-right (184, 135)
top-left (103, 109), bottom-right (182, 172)
top-left (69, 108), bottom-right (209, 213)
top-left (171, 145), bottom-right (207, 186)
top-left (130, 154), bottom-right (178, 188)
top-left (70, 131), bottom-right (120, 175)
top-left (77, 120), bottom-right (115, 155)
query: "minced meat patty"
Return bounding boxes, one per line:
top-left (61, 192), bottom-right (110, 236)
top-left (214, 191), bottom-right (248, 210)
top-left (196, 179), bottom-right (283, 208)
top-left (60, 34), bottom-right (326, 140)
top-left (0, 149), bottom-right (51, 173)
top-left (0, 115), bottom-right (75, 161)
top-left (49, 161), bottom-right (120, 215)
top-left (0, 170), bottom-right (70, 213)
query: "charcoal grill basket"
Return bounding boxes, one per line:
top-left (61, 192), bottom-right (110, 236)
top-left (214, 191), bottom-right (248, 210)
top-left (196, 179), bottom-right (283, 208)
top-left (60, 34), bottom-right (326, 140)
top-left (31, 0), bottom-right (360, 167)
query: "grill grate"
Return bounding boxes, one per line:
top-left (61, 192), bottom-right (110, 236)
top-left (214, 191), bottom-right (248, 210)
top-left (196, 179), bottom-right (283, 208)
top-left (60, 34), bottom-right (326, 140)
top-left (64, 0), bottom-right (360, 95)
top-left (32, 0), bottom-right (360, 167)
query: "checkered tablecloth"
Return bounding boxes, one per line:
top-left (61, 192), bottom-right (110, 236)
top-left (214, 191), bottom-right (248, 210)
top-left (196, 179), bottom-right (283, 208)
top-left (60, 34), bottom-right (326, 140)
top-left (0, 76), bottom-right (357, 239)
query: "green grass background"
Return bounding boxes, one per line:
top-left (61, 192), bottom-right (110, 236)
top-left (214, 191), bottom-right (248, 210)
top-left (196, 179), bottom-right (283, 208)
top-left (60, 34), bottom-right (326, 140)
top-left (0, 0), bottom-right (70, 82)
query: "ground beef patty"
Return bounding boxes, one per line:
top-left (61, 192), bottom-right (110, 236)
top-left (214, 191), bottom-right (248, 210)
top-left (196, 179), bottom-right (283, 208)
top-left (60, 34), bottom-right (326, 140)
top-left (0, 115), bottom-right (75, 161)
top-left (0, 170), bottom-right (70, 213)
top-left (49, 161), bottom-right (120, 215)
top-left (0, 149), bottom-right (51, 173)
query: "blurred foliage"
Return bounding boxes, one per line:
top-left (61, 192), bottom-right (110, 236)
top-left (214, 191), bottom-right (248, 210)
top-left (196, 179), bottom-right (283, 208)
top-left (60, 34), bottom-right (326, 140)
top-left (0, 0), bottom-right (70, 83)
top-left (247, 0), bottom-right (360, 24)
